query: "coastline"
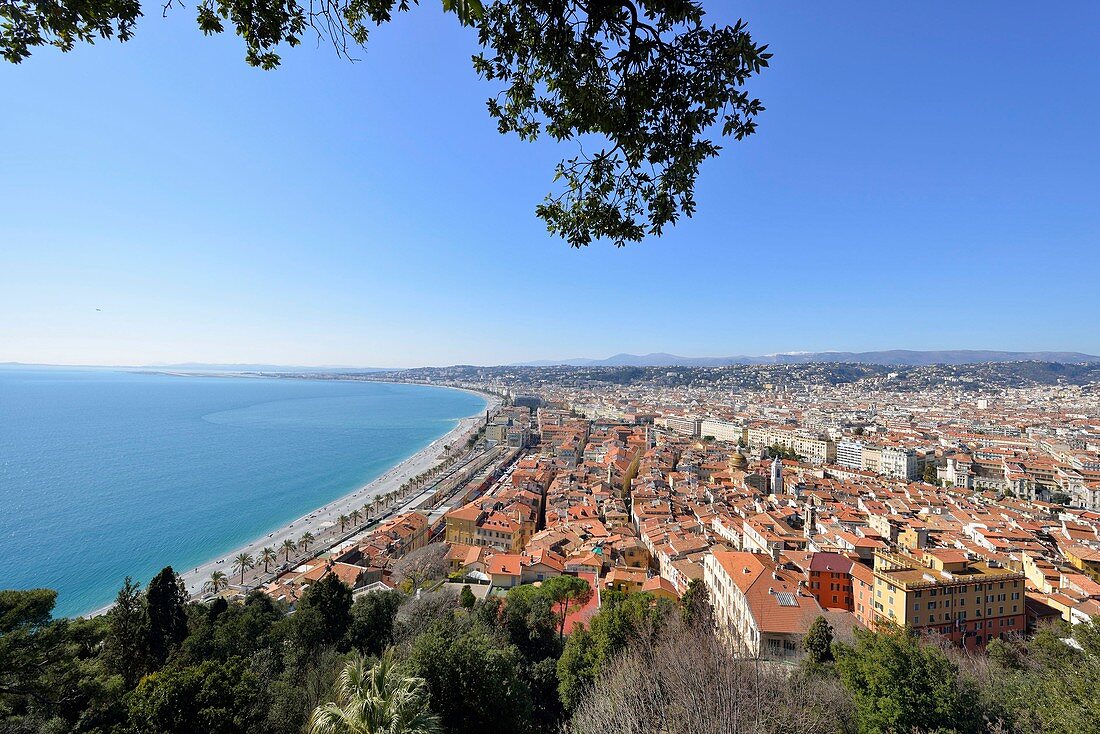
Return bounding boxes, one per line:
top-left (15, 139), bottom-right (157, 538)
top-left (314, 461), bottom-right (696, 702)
top-left (87, 381), bottom-right (500, 616)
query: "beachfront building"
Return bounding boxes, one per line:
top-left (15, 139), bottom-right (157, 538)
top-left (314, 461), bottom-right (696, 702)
top-left (444, 500), bottom-right (535, 552)
top-left (359, 512), bottom-right (430, 563)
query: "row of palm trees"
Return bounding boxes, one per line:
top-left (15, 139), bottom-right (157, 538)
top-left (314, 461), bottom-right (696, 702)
top-left (203, 532), bottom-right (318, 594)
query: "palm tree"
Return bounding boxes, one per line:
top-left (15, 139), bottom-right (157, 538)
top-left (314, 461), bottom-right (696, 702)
top-left (232, 552), bottom-right (255, 586)
top-left (203, 570), bottom-right (228, 595)
top-left (308, 652), bottom-right (440, 734)
top-left (260, 546), bottom-right (277, 573)
top-left (281, 538), bottom-right (297, 563)
top-left (351, 509), bottom-right (362, 526)
top-left (299, 531), bottom-right (315, 553)
top-left (338, 513), bottom-right (350, 533)
top-left (362, 503), bottom-right (373, 522)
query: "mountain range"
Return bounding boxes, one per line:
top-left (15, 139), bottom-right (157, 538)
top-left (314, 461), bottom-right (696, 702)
top-left (516, 350), bottom-right (1100, 368)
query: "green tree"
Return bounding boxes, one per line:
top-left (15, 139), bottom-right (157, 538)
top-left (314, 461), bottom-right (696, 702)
top-left (127, 658), bottom-right (260, 734)
top-left (338, 514), bottom-right (350, 533)
top-left (104, 577), bottom-right (148, 688)
top-left (459, 585), bottom-right (476, 609)
top-left (299, 532), bottom-right (316, 553)
top-left (557, 591), bottom-right (671, 710)
top-left (293, 573), bottom-right (353, 651)
top-left (260, 547), bottom-right (278, 573)
top-left (281, 538), bottom-right (297, 563)
top-left (406, 621), bottom-right (532, 734)
top-left (802, 615), bottom-right (834, 665)
top-left (308, 652), bottom-right (440, 734)
top-left (146, 566), bottom-right (189, 669)
top-left (679, 577), bottom-right (712, 629)
top-left (501, 584), bottom-right (559, 661)
top-left (834, 627), bottom-right (978, 734)
top-left (347, 589), bottom-right (404, 656)
top-left (1, 1), bottom-right (770, 248)
top-left (0, 589), bottom-right (70, 707)
top-left (232, 552), bottom-right (255, 586)
top-left (204, 570), bottom-right (229, 595)
top-left (980, 620), bottom-right (1100, 734)
top-left (541, 574), bottom-right (592, 641)
top-left (922, 461), bottom-right (939, 484)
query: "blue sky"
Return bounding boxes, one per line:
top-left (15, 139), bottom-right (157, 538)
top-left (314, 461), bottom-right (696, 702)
top-left (2, 2), bottom-right (1098, 367)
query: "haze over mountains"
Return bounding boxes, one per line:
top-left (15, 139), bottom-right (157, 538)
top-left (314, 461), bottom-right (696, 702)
top-left (517, 350), bottom-right (1100, 368)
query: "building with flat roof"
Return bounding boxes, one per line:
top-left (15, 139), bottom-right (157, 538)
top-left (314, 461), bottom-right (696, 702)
top-left (867, 549), bottom-right (1025, 649)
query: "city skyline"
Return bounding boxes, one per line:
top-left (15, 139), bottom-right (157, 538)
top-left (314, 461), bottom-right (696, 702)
top-left (3, 1), bottom-right (1099, 366)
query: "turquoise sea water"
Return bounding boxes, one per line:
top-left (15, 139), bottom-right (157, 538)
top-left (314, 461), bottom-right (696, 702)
top-left (0, 367), bottom-right (485, 616)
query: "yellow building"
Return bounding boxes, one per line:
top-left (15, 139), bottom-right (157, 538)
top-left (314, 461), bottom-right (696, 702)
top-left (867, 549), bottom-right (1025, 650)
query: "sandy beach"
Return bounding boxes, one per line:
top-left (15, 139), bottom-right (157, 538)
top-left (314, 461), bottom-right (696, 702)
top-left (80, 385), bottom-right (501, 613)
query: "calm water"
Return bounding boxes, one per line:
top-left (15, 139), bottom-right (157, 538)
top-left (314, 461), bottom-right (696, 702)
top-left (0, 367), bottom-right (485, 616)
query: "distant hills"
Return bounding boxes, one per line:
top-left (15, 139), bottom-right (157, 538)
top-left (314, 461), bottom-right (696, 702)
top-left (516, 350), bottom-right (1100, 368)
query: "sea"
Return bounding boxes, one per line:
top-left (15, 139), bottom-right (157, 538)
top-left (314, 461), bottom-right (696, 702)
top-left (0, 366), bottom-right (486, 617)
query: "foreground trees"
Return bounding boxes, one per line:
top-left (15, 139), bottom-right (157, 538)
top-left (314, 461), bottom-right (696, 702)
top-left (566, 620), bottom-right (851, 734)
top-left (5, 570), bottom-right (1100, 734)
top-left (833, 627), bottom-right (979, 734)
top-left (309, 653), bottom-right (440, 734)
top-left (1, 1), bottom-right (770, 248)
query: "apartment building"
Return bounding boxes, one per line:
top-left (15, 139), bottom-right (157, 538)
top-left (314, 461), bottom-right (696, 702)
top-left (699, 419), bottom-right (745, 444)
top-left (836, 440), bottom-right (864, 469)
top-left (880, 446), bottom-right (921, 480)
top-left (746, 426), bottom-right (836, 464)
top-left (662, 415), bottom-right (701, 437)
top-left (868, 549), bottom-right (1025, 649)
top-left (704, 550), bottom-right (825, 660)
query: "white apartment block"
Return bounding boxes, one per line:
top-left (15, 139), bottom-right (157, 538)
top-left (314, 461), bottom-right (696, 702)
top-left (880, 446), bottom-right (920, 480)
top-left (662, 415), bottom-right (701, 437)
top-left (836, 440), bottom-right (864, 469)
top-left (699, 419), bottom-right (745, 444)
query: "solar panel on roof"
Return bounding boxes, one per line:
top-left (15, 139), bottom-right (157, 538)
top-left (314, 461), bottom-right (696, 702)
top-left (776, 592), bottom-right (799, 607)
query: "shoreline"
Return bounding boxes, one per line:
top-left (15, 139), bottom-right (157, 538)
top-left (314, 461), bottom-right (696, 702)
top-left (87, 380), bottom-right (500, 616)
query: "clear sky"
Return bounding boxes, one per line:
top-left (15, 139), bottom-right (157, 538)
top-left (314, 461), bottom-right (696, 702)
top-left (2, 2), bottom-right (1098, 367)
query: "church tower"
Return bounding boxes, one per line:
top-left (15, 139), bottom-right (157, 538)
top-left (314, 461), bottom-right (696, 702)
top-left (770, 455), bottom-right (784, 496)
